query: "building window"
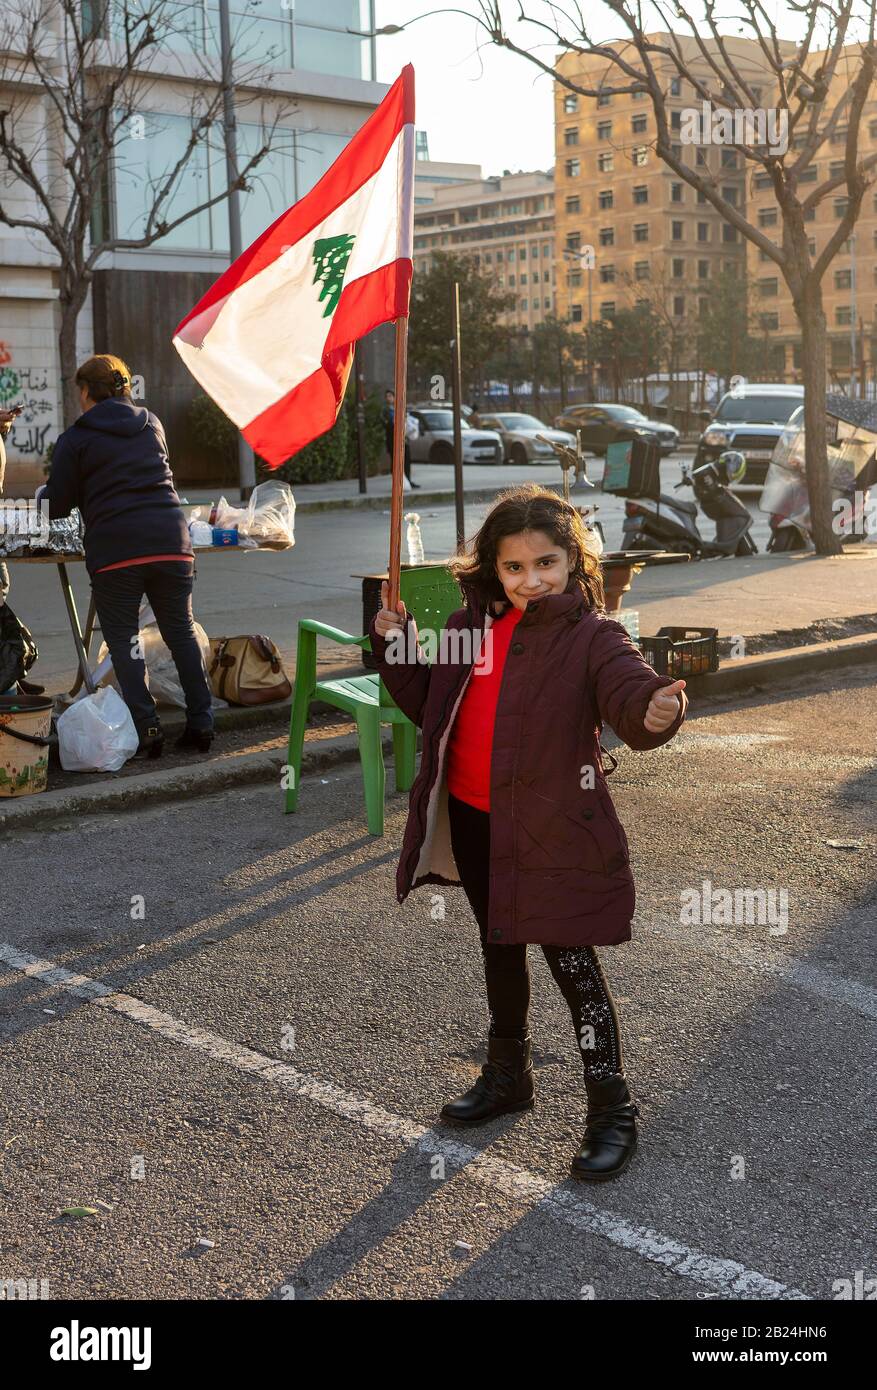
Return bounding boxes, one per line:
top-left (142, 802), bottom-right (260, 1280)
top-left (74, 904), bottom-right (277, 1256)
top-left (672, 258), bottom-right (684, 277)
top-left (600, 302), bottom-right (616, 319)
top-left (808, 237), bottom-right (816, 255)
top-left (566, 195), bottom-right (581, 213)
top-left (698, 260), bottom-right (709, 279)
top-left (754, 172), bottom-right (772, 189)
top-left (673, 296), bottom-right (685, 316)
top-left (803, 205), bottom-right (816, 222)
top-left (568, 270), bottom-right (582, 287)
top-left (597, 151), bottom-right (614, 173)
top-left (759, 278), bottom-right (778, 297)
top-left (758, 206), bottom-right (778, 228)
top-left (632, 146), bottom-right (648, 166)
top-left (563, 93), bottom-right (579, 113)
top-left (565, 158), bottom-right (581, 177)
top-left (544, 297), bottom-right (551, 308)
top-left (597, 91), bottom-right (612, 107)
top-left (599, 226), bottom-right (615, 246)
top-left (564, 127), bottom-right (579, 146)
top-left (721, 149), bottom-right (737, 168)
top-left (835, 268), bottom-right (852, 289)
top-left (634, 260), bottom-right (650, 280)
top-left (597, 121), bottom-right (612, 140)
top-left (831, 340), bottom-right (851, 367)
top-left (799, 166), bottom-right (817, 183)
top-left (671, 220), bottom-right (684, 241)
top-left (697, 222), bottom-right (709, 242)
top-left (670, 76), bottom-right (682, 96)
top-left (697, 190), bottom-right (707, 204)
top-left (599, 189), bottom-right (614, 209)
top-left (632, 114), bottom-right (648, 134)
top-left (695, 148), bottom-right (707, 166)
top-left (834, 197), bottom-right (850, 218)
top-left (836, 305), bottom-right (852, 325)
top-left (520, 298), bottom-right (528, 310)
top-left (571, 303), bottom-right (583, 322)
top-left (600, 264), bottom-right (616, 283)
top-left (722, 224), bottom-right (738, 241)
top-left (633, 184), bottom-right (648, 204)
top-left (633, 222), bottom-right (649, 242)
top-left (531, 244), bottom-right (539, 257)
top-left (508, 247), bottom-right (515, 260)
top-left (543, 244), bottom-right (550, 256)
top-left (520, 273), bottom-right (527, 285)
top-left (671, 182), bottom-right (683, 203)
top-left (870, 117), bottom-right (877, 138)
top-left (722, 185), bottom-right (738, 206)
top-left (543, 269), bottom-right (550, 280)
top-left (566, 231), bottom-right (581, 249)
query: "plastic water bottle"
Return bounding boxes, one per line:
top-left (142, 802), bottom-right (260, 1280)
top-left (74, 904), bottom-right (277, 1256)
top-left (405, 512), bottom-right (424, 565)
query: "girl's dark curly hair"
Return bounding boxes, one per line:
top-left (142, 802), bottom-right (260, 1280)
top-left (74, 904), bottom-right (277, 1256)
top-left (447, 483), bottom-right (605, 615)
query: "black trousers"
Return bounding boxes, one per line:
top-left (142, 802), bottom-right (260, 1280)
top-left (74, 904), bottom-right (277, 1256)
top-left (90, 560), bottom-right (213, 737)
top-left (447, 792), bottom-right (625, 1078)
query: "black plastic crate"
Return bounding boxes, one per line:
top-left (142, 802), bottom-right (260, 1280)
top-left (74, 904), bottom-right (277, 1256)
top-left (602, 437), bottom-right (662, 498)
top-left (640, 626), bottom-right (719, 677)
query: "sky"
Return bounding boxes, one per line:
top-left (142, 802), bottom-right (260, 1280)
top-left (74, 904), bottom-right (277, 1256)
top-left (374, 2), bottom-right (556, 178)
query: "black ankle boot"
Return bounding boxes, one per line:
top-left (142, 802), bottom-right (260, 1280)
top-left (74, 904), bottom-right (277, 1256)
top-left (135, 722), bottom-right (164, 759)
top-left (570, 1072), bottom-right (639, 1182)
top-left (174, 725), bottom-right (213, 753)
top-left (440, 1034), bottom-right (535, 1125)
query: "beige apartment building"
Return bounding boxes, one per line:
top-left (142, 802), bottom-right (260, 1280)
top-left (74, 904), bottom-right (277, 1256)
top-left (553, 36), bottom-right (791, 369)
top-left (746, 45), bottom-right (877, 389)
top-left (412, 170), bottom-right (555, 333)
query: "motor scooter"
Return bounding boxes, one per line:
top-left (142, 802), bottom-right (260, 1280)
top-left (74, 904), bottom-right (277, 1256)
top-left (621, 451), bottom-right (757, 558)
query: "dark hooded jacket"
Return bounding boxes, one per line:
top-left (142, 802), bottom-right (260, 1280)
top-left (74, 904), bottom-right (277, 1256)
top-left (368, 575), bottom-right (688, 947)
top-left (43, 399), bottom-right (192, 575)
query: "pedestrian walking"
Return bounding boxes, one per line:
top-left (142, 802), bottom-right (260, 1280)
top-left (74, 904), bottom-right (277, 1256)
top-left (39, 354), bottom-right (214, 758)
top-left (383, 388), bottom-right (419, 488)
top-left (0, 405), bottom-right (18, 608)
top-left (369, 483), bottom-right (687, 1180)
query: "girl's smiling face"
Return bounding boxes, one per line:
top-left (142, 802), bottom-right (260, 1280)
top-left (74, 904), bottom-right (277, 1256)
top-left (494, 529), bottom-right (574, 611)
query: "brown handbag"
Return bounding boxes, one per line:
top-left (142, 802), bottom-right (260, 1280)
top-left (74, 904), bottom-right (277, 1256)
top-left (207, 635), bottom-right (292, 706)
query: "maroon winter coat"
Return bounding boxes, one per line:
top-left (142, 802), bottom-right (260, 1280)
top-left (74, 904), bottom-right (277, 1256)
top-left (368, 574), bottom-right (688, 947)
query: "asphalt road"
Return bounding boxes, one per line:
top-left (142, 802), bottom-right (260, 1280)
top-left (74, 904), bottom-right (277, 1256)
top-left (0, 665), bottom-right (874, 1300)
top-left (8, 453), bottom-right (877, 697)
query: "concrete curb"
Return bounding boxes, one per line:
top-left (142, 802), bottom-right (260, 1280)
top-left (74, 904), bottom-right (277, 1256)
top-left (4, 632), bottom-right (874, 832)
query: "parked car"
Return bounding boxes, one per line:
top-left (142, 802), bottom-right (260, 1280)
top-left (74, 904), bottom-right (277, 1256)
top-left (553, 403), bottom-right (679, 457)
top-left (407, 408), bottom-right (503, 465)
top-left (695, 383), bottom-right (805, 486)
top-left (475, 412), bottom-right (576, 465)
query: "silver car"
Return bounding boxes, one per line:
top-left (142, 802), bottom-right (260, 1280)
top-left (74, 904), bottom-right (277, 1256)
top-left (477, 412), bottom-right (576, 466)
top-left (408, 408), bottom-right (503, 465)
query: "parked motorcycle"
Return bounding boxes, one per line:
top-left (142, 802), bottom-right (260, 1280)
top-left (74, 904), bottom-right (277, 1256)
top-left (621, 451), bottom-right (757, 558)
top-left (761, 398), bottom-right (877, 551)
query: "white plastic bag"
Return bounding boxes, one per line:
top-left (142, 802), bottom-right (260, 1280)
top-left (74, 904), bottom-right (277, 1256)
top-left (57, 686), bottom-right (139, 772)
top-left (96, 620), bottom-right (223, 710)
top-left (242, 480), bottom-right (296, 549)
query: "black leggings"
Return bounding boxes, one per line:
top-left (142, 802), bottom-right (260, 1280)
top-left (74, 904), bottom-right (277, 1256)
top-left (447, 792), bottom-right (624, 1078)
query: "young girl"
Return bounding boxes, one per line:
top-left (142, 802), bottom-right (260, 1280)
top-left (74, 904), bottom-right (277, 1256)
top-left (369, 484), bottom-right (687, 1182)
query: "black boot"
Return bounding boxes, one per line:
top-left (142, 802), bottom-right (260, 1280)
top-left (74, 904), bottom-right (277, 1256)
top-left (174, 725), bottom-right (214, 753)
top-left (440, 1034), bottom-right (535, 1125)
top-left (570, 1072), bottom-right (639, 1182)
top-left (135, 721), bottom-right (164, 759)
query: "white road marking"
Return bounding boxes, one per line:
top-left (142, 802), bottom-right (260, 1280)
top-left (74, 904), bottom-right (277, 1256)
top-left (0, 942), bottom-right (808, 1300)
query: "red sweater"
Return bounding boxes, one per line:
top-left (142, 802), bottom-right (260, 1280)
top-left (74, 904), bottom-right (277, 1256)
top-left (446, 605), bottom-right (524, 811)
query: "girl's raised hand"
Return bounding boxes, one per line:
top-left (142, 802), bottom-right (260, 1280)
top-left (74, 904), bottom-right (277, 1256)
top-left (643, 678), bottom-right (686, 733)
top-left (374, 579), bottom-right (409, 638)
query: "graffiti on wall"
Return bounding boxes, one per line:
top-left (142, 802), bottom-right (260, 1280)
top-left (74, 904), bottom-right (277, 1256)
top-left (0, 342), bottom-right (56, 458)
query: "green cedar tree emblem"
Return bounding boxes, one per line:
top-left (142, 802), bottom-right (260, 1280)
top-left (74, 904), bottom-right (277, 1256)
top-left (312, 233), bottom-right (356, 317)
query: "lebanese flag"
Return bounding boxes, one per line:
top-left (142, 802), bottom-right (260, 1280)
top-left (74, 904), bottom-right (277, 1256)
top-left (173, 65), bottom-right (414, 469)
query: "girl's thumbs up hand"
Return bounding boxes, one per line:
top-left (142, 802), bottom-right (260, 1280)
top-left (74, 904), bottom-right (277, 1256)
top-left (375, 579), bottom-right (409, 637)
top-left (643, 678), bottom-right (686, 733)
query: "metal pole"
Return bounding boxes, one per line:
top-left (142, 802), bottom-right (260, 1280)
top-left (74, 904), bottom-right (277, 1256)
top-left (450, 281), bottom-right (465, 549)
top-left (355, 351), bottom-right (367, 494)
top-left (219, 0), bottom-right (256, 500)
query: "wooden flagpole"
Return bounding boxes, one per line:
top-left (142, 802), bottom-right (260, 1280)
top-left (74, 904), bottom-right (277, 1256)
top-left (387, 314), bottom-right (409, 612)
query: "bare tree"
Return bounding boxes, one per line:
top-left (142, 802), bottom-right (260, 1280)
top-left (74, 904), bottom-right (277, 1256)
top-left (466, 0), bottom-right (877, 555)
top-left (0, 0), bottom-right (295, 424)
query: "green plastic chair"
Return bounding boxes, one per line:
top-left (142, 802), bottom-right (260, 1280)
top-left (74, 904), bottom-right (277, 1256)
top-left (285, 564), bottom-right (463, 835)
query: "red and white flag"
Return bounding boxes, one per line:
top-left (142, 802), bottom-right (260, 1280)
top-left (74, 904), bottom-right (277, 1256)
top-left (173, 65), bottom-right (414, 468)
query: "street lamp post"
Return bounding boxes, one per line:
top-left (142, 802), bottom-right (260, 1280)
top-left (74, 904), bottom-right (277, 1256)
top-left (218, 0), bottom-right (257, 501)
